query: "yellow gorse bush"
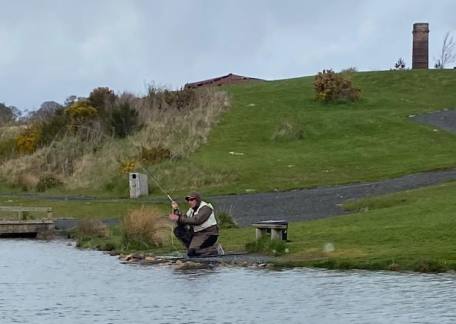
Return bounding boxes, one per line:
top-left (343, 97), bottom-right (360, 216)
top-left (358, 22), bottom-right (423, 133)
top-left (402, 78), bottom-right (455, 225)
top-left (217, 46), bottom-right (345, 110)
top-left (16, 126), bottom-right (42, 154)
top-left (314, 69), bottom-right (361, 103)
top-left (65, 101), bottom-right (98, 130)
top-left (119, 160), bottom-right (137, 174)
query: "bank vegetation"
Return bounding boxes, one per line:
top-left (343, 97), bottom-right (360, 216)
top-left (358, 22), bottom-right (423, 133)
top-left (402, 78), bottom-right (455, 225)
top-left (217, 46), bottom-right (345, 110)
top-left (0, 86), bottom-right (229, 194)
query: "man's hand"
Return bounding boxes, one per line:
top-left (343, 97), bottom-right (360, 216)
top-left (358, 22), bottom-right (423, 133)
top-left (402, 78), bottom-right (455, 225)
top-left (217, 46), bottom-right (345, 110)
top-left (169, 213), bottom-right (179, 222)
top-left (171, 201), bottom-right (179, 210)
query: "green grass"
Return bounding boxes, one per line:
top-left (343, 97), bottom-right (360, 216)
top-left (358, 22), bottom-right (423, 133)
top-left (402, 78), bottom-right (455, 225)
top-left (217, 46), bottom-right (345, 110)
top-left (268, 180), bottom-right (456, 271)
top-left (0, 195), bottom-right (168, 219)
top-left (172, 69), bottom-right (456, 195)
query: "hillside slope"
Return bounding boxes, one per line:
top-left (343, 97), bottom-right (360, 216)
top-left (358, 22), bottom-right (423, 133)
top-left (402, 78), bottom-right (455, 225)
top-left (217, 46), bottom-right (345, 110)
top-left (156, 69), bottom-right (456, 195)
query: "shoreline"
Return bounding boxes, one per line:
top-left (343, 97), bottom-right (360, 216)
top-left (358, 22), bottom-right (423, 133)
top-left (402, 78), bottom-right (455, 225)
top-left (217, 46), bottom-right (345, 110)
top-left (74, 234), bottom-right (456, 273)
top-left (5, 235), bottom-right (455, 274)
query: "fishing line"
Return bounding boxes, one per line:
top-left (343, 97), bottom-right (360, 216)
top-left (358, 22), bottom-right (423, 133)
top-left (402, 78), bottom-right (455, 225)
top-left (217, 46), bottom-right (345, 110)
top-left (139, 167), bottom-right (174, 202)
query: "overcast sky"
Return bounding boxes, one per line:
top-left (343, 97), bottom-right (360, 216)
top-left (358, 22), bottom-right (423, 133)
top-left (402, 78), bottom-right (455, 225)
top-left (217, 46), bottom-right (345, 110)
top-left (1, 0), bottom-right (455, 111)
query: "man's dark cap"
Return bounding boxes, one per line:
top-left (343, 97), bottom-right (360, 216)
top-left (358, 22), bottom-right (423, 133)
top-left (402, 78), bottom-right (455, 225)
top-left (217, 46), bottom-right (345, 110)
top-left (185, 192), bottom-right (201, 201)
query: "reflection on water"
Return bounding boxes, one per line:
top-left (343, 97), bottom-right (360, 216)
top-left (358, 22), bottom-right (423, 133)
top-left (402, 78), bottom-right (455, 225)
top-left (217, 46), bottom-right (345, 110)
top-left (1, 239), bottom-right (456, 324)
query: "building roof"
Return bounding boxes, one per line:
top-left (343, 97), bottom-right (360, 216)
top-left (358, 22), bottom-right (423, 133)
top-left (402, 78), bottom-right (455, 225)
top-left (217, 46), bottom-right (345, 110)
top-left (185, 73), bottom-right (264, 88)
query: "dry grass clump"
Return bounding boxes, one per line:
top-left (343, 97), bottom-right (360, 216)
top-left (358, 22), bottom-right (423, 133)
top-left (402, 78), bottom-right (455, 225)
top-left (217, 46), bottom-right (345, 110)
top-left (132, 87), bottom-right (230, 159)
top-left (0, 125), bottom-right (25, 140)
top-left (77, 219), bottom-right (110, 238)
top-left (121, 206), bottom-right (171, 249)
top-left (0, 133), bottom-right (104, 189)
top-left (271, 120), bottom-right (304, 141)
top-left (16, 173), bottom-right (40, 191)
top-left (1, 151), bottom-right (44, 190)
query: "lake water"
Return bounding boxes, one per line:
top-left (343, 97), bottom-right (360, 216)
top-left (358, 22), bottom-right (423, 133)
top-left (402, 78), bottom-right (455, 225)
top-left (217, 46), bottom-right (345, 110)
top-left (1, 239), bottom-right (455, 324)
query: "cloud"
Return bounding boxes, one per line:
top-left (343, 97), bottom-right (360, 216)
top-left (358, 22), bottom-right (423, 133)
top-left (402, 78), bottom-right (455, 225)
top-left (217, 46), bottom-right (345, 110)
top-left (0, 0), bottom-right (455, 111)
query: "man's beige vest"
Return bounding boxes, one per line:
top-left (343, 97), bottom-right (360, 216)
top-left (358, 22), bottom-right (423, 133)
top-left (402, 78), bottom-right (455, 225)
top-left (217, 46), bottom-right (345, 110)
top-left (186, 201), bottom-right (217, 232)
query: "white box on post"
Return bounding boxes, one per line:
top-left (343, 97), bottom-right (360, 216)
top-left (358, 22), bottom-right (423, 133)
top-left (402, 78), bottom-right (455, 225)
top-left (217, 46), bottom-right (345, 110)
top-left (129, 173), bottom-right (149, 198)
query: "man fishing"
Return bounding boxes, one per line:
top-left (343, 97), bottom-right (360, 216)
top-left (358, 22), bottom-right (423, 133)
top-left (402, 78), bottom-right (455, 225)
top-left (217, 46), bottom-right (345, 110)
top-left (168, 192), bottom-right (224, 257)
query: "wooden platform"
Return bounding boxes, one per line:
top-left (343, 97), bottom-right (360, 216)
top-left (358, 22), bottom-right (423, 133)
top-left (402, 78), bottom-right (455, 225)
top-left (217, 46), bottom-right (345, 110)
top-left (0, 206), bottom-right (53, 220)
top-left (0, 206), bottom-right (55, 239)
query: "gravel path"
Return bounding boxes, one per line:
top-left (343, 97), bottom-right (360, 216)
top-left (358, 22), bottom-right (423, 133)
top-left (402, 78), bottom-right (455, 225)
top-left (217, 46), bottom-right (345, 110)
top-left (7, 168), bottom-right (456, 230)
top-left (212, 169), bottom-right (456, 226)
top-left (411, 109), bottom-right (456, 134)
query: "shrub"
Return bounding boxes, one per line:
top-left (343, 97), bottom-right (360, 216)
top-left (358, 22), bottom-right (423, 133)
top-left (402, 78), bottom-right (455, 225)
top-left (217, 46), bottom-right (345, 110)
top-left (140, 146), bottom-right (171, 164)
top-left (38, 108), bottom-right (69, 145)
top-left (36, 174), bottom-right (63, 192)
top-left (340, 67), bottom-right (358, 73)
top-left (413, 259), bottom-right (448, 273)
top-left (394, 58), bottom-right (406, 70)
top-left (15, 173), bottom-right (40, 191)
top-left (146, 87), bottom-right (198, 111)
top-left (88, 87), bottom-right (116, 113)
top-left (110, 102), bottom-right (139, 138)
top-left (314, 69), bottom-right (361, 103)
top-left (118, 160), bottom-right (137, 174)
top-left (65, 101), bottom-right (98, 130)
top-left (76, 219), bottom-right (110, 239)
top-left (120, 207), bottom-right (170, 249)
top-left (0, 138), bottom-right (16, 161)
top-left (16, 126), bottom-right (42, 154)
top-left (175, 87), bottom-right (197, 110)
top-left (216, 211), bottom-right (239, 229)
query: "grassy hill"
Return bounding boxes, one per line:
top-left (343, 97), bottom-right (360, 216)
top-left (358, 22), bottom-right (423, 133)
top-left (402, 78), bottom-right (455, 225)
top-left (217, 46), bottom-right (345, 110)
top-left (152, 69), bottom-right (456, 196)
top-left (2, 69), bottom-right (455, 197)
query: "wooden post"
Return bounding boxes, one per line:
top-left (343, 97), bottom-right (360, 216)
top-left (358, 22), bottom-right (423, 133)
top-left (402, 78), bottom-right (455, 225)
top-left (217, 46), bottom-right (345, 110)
top-left (271, 229), bottom-right (281, 240)
top-left (256, 228), bottom-right (263, 240)
top-left (47, 208), bottom-right (53, 219)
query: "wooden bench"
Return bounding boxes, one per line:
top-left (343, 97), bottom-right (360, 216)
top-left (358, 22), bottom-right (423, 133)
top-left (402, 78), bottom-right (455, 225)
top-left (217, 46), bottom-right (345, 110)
top-left (0, 206), bottom-right (53, 220)
top-left (252, 220), bottom-right (288, 241)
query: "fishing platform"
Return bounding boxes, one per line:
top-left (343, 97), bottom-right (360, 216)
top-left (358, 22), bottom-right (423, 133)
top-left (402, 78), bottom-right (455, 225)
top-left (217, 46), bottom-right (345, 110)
top-left (0, 206), bottom-right (55, 239)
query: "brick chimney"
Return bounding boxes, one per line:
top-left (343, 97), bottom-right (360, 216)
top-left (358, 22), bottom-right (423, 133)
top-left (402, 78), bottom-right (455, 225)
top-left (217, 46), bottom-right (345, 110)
top-left (412, 23), bottom-right (429, 69)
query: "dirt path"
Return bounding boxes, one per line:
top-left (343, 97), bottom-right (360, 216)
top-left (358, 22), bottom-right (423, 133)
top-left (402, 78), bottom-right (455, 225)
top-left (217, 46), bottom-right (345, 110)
top-left (411, 109), bottom-right (456, 134)
top-left (212, 169), bottom-right (456, 226)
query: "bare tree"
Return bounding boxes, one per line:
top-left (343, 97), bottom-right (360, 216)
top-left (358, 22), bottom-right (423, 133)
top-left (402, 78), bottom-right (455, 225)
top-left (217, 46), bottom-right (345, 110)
top-left (435, 31), bottom-right (456, 69)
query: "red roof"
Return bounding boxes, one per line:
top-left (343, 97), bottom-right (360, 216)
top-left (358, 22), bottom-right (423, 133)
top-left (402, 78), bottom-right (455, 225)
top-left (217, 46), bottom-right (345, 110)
top-left (185, 73), bottom-right (264, 88)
